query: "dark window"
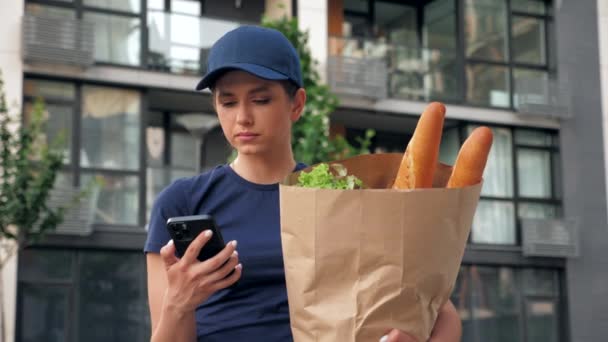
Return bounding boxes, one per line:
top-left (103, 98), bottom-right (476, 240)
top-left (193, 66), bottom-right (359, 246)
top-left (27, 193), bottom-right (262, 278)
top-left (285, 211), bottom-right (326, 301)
top-left (451, 266), bottom-right (562, 342)
top-left (18, 248), bottom-right (151, 342)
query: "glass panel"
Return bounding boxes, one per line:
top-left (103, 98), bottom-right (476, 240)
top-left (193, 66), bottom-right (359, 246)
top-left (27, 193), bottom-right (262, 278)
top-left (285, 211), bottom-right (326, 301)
top-left (424, 0), bottom-right (457, 50)
top-left (84, 0), bottom-right (141, 13)
top-left (24, 79), bottom-right (76, 100)
top-left (375, 2), bottom-right (418, 48)
top-left (518, 202), bottom-right (557, 219)
top-left (522, 269), bottom-right (558, 296)
top-left (25, 4), bottom-right (76, 18)
top-left (21, 285), bottom-right (70, 342)
top-left (146, 127), bottom-right (165, 168)
top-left (344, 0), bottom-right (369, 13)
top-left (465, 0), bottom-right (508, 61)
top-left (81, 173), bottom-right (139, 225)
top-left (525, 299), bottom-right (558, 342)
top-left (513, 68), bottom-right (548, 110)
top-left (79, 251), bottom-right (150, 341)
top-left (466, 64), bottom-right (510, 107)
top-left (514, 129), bottom-right (554, 147)
top-left (517, 148), bottom-right (552, 198)
top-left (146, 167), bottom-right (194, 220)
top-left (84, 13), bottom-right (141, 66)
top-left (24, 102), bottom-right (73, 163)
top-left (19, 249), bottom-right (73, 281)
top-left (148, 0), bottom-right (164, 10)
top-left (81, 86), bottom-right (141, 170)
top-left (472, 267), bottom-right (521, 342)
top-left (511, 0), bottom-right (546, 15)
top-left (439, 127), bottom-right (459, 165)
top-left (172, 0), bottom-right (201, 15)
top-left (467, 126), bottom-right (513, 197)
top-left (512, 16), bottom-right (546, 65)
top-left (472, 200), bottom-right (516, 244)
top-left (450, 267), bottom-right (474, 342)
top-left (343, 14), bottom-right (372, 37)
top-left (171, 131), bottom-right (198, 169)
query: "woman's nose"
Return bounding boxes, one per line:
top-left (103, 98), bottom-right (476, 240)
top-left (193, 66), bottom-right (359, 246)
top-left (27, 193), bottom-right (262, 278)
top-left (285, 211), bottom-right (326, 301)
top-left (235, 104), bottom-right (254, 126)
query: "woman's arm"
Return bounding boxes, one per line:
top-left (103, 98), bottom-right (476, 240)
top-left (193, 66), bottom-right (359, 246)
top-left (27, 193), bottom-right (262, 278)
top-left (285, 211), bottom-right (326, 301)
top-left (147, 233), bottom-right (242, 342)
top-left (147, 253), bottom-right (197, 342)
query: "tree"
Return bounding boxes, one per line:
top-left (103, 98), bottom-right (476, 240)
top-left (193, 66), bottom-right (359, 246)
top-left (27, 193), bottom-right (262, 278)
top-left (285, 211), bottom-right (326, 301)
top-left (261, 15), bottom-right (375, 165)
top-left (0, 70), bottom-right (91, 341)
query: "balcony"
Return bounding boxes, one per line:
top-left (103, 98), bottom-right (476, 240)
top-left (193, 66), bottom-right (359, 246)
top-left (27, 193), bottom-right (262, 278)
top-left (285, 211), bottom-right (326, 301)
top-left (515, 76), bottom-right (572, 119)
top-left (328, 36), bottom-right (459, 102)
top-left (147, 12), bottom-right (242, 75)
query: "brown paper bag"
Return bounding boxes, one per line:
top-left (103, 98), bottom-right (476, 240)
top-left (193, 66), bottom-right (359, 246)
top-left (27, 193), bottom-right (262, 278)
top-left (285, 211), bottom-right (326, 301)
top-left (279, 153), bottom-right (482, 342)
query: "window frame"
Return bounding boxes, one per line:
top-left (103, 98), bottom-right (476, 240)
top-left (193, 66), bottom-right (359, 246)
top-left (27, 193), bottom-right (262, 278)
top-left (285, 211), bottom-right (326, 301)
top-left (23, 75), bottom-right (147, 230)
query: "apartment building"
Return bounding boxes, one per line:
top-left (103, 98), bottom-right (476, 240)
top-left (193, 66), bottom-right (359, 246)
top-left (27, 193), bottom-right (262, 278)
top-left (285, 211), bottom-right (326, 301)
top-left (0, 0), bottom-right (606, 341)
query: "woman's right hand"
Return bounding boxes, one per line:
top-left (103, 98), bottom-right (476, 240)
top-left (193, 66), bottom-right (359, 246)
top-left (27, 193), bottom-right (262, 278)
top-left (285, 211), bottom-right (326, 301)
top-left (159, 230), bottom-right (242, 313)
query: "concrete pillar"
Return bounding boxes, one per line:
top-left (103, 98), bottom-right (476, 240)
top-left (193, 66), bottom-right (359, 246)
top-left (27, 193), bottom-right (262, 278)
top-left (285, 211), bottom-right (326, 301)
top-left (0, 1), bottom-right (24, 341)
top-left (297, 0), bottom-right (328, 83)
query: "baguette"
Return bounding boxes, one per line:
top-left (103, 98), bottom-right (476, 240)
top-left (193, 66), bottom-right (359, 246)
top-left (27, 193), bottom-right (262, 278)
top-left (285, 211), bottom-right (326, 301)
top-left (392, 102), bottom-right (446, 189)
top-left (447, 127), bottom-right (493, 188)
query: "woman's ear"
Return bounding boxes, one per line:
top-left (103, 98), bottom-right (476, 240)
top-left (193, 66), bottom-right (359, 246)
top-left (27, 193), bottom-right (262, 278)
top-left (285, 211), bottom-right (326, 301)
top-left (290, 88), bottom-right (306, 122)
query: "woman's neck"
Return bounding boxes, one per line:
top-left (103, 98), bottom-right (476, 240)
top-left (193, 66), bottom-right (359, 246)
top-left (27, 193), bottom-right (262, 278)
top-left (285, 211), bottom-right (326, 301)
top-left (230, 151), bottom-right (297, 185)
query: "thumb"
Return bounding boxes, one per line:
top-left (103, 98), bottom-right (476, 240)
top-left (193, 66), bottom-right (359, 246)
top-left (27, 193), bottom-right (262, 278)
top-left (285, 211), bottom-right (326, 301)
top-left (160, 239), bottom-right (179, 270)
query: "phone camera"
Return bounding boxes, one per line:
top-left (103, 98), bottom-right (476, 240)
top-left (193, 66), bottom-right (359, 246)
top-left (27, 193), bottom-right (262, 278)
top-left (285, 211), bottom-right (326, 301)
top-left (172, 223), bottom-right (184, 239)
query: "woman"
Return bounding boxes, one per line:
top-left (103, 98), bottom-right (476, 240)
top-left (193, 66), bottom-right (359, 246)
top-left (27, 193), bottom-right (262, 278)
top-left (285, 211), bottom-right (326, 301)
top-left (145, 25), bottom-right (461, 342)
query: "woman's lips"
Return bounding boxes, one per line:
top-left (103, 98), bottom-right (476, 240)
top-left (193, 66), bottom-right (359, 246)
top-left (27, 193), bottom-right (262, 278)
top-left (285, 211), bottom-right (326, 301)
top-left (235, 132), bottom-right (259, 142)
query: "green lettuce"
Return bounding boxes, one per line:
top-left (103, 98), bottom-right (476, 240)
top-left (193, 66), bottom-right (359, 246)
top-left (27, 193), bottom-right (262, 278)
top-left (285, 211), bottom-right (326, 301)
top-left (297, 163), bottom-right (364, 190)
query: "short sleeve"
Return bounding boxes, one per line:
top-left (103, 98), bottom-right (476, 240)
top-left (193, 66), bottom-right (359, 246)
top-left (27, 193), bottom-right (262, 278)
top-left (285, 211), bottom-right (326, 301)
top-left (144, 178), bottom-right (191, 254)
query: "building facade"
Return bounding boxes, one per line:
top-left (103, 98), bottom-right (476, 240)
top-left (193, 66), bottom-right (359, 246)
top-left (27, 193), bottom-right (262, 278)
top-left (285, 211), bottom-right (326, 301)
top-left (0, 0), bottom-right (606, 341)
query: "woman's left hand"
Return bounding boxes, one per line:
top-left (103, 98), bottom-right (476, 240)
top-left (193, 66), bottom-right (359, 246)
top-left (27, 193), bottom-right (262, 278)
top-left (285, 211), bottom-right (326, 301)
top-left (379, 329), bottom-right (418, 342)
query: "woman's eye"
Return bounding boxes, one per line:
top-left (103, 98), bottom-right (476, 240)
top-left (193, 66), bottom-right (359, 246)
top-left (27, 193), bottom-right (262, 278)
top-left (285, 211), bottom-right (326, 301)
top-left (222, 101), bottom-right (236, 107)
top-left (253, 98), bottom-right (270, 105)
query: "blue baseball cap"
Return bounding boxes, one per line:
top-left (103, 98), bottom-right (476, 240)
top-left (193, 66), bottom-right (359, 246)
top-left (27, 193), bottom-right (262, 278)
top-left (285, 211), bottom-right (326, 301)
top-left (196, 25), bottom-right (303, 91)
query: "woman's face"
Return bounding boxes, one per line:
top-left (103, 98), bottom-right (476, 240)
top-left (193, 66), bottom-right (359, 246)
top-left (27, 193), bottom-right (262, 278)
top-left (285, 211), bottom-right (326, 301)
top-left (213, 70), bottom-right (305, 157)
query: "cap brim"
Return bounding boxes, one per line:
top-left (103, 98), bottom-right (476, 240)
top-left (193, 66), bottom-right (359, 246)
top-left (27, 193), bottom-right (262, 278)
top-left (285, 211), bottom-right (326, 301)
top-left (195, 63), bottom-right (290, 91)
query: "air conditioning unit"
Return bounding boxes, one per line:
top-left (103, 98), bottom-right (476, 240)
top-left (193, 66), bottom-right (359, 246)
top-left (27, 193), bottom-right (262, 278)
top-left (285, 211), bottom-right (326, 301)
top-left (521, 217), bottom-right (579, 258)
top-left (22, 13), bottom-right (95, 67)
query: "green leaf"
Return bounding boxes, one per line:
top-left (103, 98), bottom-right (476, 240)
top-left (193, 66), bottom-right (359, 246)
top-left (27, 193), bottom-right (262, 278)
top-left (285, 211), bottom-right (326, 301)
top-left (297, 163), bottom-right (364, 190)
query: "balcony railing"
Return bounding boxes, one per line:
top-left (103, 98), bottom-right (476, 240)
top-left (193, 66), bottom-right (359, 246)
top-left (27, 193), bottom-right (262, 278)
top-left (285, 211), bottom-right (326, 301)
top-left (515, 76), bottom-right (572, 119)
top-left (23, 13), bottom-right (95, 67)
top-left (328, 36), bottom-right (459, 102)
top-left (147, 12), bottom-right (242, 75)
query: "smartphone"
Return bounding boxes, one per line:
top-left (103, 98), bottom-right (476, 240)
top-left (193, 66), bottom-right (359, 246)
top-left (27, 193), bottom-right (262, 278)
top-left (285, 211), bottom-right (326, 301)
top-left (166, 214), bottom-right (226, 262)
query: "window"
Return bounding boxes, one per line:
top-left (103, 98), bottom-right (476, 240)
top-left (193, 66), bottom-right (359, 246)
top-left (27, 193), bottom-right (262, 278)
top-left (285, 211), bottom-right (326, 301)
top-left (18, 248), bottom-right (151, 342)
top-left (440, 124), bottom-right (560, 245)
top-left (452, 266), bottom-right (562, 342)
top-left (25, 78), bottom-right (143, 227)
top-left (24, 79), bottom-right (76, 165)
top-left (85, 13), bottom-right (141, 66)
top-left (145, 111), bottom-right (226, 220)
top-left (464, 0), bottom-right (553, 108)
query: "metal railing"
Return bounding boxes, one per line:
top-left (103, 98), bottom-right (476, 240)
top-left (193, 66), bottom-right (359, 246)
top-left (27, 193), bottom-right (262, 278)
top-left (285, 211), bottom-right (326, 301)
top-left (327, 36), bottom-right (459, 101)
top-left (515, 76), bottom-right (572, 119)
top-left (23, 13), bottom-right (95, 67)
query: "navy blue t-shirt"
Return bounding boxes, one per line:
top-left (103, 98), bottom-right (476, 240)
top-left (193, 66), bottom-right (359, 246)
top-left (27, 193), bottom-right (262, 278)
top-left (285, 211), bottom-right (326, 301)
top-left (144, 163), bottom-right (306, 341)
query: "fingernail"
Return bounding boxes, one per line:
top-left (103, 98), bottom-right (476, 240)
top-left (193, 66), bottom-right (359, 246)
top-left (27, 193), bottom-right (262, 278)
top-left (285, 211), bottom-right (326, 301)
top-left (167, 239), bottom-right (174, 246)
top-left (231, 240), bottom-right (238, 248)
top-left (204, 230), bottom-right (212, 237)
top-left (379, 335), bottom-right (388, 342)
top-left (235, 263), bottom-right (242, 270)
top-left (232, 250), bottom-right (238, 257)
